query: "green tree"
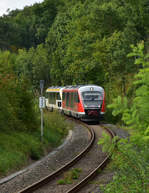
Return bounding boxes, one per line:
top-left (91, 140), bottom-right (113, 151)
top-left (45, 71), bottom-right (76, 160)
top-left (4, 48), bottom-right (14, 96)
top-left (0, 0), bottom-right (59, 49)
top-left (0, 50), bottom-right (38, 131)
top-left (108, 41), bottom-right (149, 131)
top-left (46, 10), bottom-right (72, 85)
top-left (15, 45), bottom-right (51, 90)
top-left (123, 42), bottom-right (149, 131)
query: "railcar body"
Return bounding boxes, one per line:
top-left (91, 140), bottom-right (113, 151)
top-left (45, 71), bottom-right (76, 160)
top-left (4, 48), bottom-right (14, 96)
top-left (62, 85), bottom-right (105, 121)
top-left (45, 86), bottom-right (64, 111)
top-left (45, 85), bottom-right (105, 121)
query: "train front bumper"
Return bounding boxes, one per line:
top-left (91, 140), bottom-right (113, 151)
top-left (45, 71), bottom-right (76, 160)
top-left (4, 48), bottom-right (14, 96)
top-left (79, 108), bottom-right (103, 121)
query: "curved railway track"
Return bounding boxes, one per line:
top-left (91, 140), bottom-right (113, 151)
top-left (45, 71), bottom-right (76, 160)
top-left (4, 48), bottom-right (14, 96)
top-left (16, 120), bottom-right (115, 193)
top-left (67, 124), bottom-right (115, 193)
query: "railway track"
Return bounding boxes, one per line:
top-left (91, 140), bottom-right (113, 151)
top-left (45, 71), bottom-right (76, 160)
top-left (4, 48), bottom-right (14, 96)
top-left (16, 120), bottom-right (115, 193)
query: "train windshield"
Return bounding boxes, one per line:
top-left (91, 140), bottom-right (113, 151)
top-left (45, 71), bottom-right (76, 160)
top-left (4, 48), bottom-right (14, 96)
top-left (82, 91), bottom-right (103, 107)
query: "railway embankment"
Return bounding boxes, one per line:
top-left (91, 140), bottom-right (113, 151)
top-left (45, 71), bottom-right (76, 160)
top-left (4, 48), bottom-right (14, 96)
top-left (0, 112), bottom-right (69, 179)
top-left (0, 120), bottom-right (90, 193)
top-left (0, 120), bottom-right (130, 193)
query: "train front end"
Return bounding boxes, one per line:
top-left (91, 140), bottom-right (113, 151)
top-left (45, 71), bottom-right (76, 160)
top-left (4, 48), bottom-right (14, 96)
top-left (79, 85), bottom-right (105, 122)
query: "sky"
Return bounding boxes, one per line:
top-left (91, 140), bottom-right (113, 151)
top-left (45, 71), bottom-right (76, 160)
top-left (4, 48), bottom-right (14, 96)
top-left (0, 0), bottom-right (44, 16)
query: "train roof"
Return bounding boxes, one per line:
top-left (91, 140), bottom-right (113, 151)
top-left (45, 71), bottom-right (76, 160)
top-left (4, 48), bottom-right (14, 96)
top-left (63, 85), bottom-right (103, 89)
top-left (46, 86), bottom-right (64, 92)
top-left (46, 85), bottom-right (104, 92)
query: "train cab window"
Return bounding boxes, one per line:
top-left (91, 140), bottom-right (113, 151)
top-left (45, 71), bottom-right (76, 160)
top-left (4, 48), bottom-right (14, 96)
top-left (82, 91), bottom-right (103, 107)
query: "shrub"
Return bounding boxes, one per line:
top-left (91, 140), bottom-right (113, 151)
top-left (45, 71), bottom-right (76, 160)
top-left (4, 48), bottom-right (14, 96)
top-left (57, 168), bottom-right (82, 185)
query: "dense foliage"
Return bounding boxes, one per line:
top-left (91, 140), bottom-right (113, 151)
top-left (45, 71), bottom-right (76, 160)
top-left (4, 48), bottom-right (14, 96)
top-left (109, 42), bottom-right (149, 132)
top-left (102, 43), bottom-right (149, 192)
top-left (0, 50), bottom-right (37, 131)
top-left (0, 0), bottom-right (148, 96)
top-left (0, 0), bottom-right (59, 49)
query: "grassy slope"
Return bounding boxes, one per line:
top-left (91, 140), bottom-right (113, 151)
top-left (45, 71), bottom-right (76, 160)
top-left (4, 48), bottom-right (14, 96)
top-left (0, 111), bottom-right (70, 177)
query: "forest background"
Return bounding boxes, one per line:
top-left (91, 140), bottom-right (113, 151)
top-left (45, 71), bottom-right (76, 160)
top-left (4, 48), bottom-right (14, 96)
top-left (0, 0), bottom-right (149, 192)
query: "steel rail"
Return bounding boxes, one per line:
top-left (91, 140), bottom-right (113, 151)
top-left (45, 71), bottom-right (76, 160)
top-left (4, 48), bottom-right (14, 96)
top-left (66, 124), bottom-right (116, 193)
top-left (17, 120), bottom-right (95, 193)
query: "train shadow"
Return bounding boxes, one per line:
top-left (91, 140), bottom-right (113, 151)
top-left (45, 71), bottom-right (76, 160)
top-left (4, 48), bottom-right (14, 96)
top-left (83, 120), bottom-right (100, 125)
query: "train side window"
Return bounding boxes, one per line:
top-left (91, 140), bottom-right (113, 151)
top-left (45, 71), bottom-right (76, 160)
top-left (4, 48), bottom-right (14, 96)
top-left (74, 92), bottom-right (76, 103)
top-left (66, 92), bottom-right (70, 107)
top-left (51, 92), bottom-right (52, 104)
top-left (72, 92), bottom-right (75, 107)
top-left (62, 92), bottom-right (65, 101)
top-left (62, 92), bottom-right (64, 101)
top-left (58, 93), bottom-right (61, 100)
top-left (51, 92), bottom-right (53, 104)
top-left (56, 93), bottom-right (58, 100)
top-left (48, 93), bottom-right (51, 103)
top-left (47, 93), bottom-right (50, 103)
top-left (53, 92), bottom-right (55, 104)
top-left (75, 92), bottom-right (80, 103)
top-left (54, 93), bottom-right (56, 104)
top-left (70, 92), bottom-right (73, 108)
top-left (51, 93), bottom-right (53, 103)
top-left (49, 92), bottom-right (52, 104)
top-left (56, 93), bottom-right (60, 100)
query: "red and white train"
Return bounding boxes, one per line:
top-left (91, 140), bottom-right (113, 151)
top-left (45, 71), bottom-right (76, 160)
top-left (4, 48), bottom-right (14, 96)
top-left (46, 85), bottom-right (105, 121)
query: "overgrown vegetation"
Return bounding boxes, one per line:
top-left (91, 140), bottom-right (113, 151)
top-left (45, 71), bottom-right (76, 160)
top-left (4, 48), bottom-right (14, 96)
top-left (99, 43), bottom-right (149, 192)
top-left (0, 111), bottom-right (69, 176)
top-left (43, 111), bottom-right (70, 147)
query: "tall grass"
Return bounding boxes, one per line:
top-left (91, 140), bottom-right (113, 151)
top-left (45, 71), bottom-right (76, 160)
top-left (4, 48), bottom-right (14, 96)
top-left (43, 110), bottom-right (70, 147)
top-left (0, 111), bottom-right (70, 177)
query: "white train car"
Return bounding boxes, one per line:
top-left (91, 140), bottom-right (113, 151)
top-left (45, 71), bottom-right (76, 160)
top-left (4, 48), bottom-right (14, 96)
top-left (45, 86), bottom-right (64, 111)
